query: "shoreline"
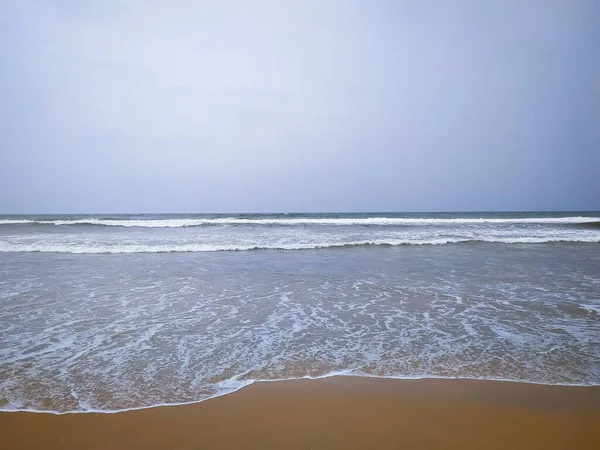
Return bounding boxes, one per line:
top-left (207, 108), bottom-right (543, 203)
top-left (2, 376), bottom-right (600, 449)
top-left (2, 374), bottom-right (600, 415)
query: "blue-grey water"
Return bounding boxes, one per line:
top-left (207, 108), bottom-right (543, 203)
top-left (1, 212), bottom-right (600, 413)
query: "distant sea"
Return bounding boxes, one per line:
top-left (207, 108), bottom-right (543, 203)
top-left (1, 212), bottom-right (600, 413)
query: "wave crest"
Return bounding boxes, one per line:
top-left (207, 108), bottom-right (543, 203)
top-left (0, 237), bottom-right (598, 253)
top-left (1, 216), bottom-right (599, 228)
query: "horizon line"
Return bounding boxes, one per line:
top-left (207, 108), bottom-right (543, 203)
top-left (1, 209), bottom-right (600, 216)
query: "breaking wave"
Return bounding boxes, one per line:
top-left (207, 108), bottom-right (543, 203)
top-left (1, 237), bottom-right (599, 253)
top-left (1, 216), bottom-right (599, 227)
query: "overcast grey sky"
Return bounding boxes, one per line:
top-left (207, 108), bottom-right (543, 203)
top-left (1, 1), bottom-right (598, 213)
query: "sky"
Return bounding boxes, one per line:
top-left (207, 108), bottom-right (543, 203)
top-left (1, 1), bottom-right (599, 213)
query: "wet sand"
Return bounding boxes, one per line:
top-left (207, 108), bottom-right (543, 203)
top-left (1, 377), bottom-right (600, 449)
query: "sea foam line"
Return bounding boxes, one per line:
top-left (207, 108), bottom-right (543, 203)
top-left (0, 371), bottom-right (597, 415)
top-left (0, 237), bottom-right (599, 253)
top-left (0, 217), bottom-right (599, 227)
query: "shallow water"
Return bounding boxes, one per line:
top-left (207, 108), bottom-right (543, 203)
top-left (1, 212), bottom-right (599, 412)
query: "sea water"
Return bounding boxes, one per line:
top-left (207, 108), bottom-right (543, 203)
top-left (1, 212), bottom-right (599, 412)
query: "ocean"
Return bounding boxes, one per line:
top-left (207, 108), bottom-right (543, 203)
top-left (1, 212), bottom-right (599, 413)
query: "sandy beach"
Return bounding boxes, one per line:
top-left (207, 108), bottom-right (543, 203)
top-left (1, 377), bottom-right (599, 449)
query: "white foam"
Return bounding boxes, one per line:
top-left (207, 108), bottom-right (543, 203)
top-left (1, 371), bottom-right (596, 415)
top-left (579, 304), bottom-right (600, 315)
top-left (2, 233), bottom-right (599, 415)
top-left (1, 216), bottom-right (598, 227)
top-left (1, 236), bottom-right (599, 253)
top-left (0, 219), bottom-right (37, 224)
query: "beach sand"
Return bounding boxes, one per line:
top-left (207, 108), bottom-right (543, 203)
top-left (1, 377), bottom-right (600, 449)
